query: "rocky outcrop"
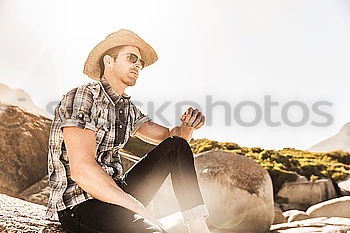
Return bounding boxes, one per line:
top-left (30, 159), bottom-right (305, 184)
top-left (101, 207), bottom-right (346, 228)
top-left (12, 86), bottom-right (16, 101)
top-left (0, 103), bottom-right (52, 196)
top-left (0, 194), bottom-right (64, 233)
top-left (308, 122), bottom-right (350, 152)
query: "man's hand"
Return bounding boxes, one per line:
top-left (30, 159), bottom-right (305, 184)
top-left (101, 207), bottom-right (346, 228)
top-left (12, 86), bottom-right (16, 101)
top-left (180, 107), bottom-right (205, 130)
top-left (139, 209), bottom-right (164, 229)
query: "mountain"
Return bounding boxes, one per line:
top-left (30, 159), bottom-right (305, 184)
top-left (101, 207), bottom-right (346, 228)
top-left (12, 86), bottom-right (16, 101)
top-left (0, 83), bottom-right (50, 118)
top-left (307, 122), bottom-right (350, 153)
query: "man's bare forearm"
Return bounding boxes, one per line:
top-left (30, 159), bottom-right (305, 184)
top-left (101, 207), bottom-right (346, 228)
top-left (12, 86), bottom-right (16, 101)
top-left (72, 161), bottom-right (147, 216)
top-left (168, 125), bottom-right (195, 142)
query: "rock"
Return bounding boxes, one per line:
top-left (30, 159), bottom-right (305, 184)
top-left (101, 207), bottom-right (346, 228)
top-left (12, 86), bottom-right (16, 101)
top-left (195, 150), bottom-right (274, 233)
top-left (151, 150), bottom-right (274, 233)
top-left (273, 203), bottom-right (287, 224)
top-left (279, 202), bottom-right (309, 212)
top-left (282, 210), bottom-right (310, 222)
top-left (0, 103), bottom-right (52, 196)
top-left (270, 217), bottom-right (350, 233)
top-left (307, 122), bottom-right (350, 153)
top-left (295, 174), bottom-right (309, 182)
top-left (19, 175), bottom-right (50, 206)
top-left (0, 194), bottom-right (64, 232)
top-left (276, 178), bottom-right (337, 206)
top-left (306, 196), bottom-right (350, 218)
top-left (337, 175), bottom-right (350, 196)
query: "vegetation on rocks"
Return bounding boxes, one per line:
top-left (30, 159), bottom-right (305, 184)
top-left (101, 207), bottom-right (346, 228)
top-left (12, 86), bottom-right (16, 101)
top-left (189, 138), bottom-right (350, 195)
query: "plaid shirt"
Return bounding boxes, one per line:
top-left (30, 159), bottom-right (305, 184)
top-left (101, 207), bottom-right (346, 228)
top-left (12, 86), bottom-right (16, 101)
top-left (45, 76), bottom-right (152, 220)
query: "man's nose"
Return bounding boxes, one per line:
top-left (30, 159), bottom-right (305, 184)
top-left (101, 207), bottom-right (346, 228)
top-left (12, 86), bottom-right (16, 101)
top-left (135, 63), bottom-right (143, 70)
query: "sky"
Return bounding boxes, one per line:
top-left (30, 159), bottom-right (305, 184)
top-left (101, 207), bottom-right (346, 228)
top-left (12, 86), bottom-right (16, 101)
top-left (1, 0), bottom-right (350, 150)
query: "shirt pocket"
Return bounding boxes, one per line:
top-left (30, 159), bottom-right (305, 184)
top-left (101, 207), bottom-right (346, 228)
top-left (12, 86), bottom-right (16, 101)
top-left (96, 113), bottom-right (110, 131)
top-left (93, 101), bottom-right (111, 132)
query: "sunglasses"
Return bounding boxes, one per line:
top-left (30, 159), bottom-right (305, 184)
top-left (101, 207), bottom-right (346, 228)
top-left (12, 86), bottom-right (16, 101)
top-left (126, 53), bottom-right (145, 69)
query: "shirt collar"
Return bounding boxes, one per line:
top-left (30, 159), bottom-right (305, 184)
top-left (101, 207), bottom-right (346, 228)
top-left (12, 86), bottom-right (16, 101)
top-left (100, 76), bottom-right (131, 103)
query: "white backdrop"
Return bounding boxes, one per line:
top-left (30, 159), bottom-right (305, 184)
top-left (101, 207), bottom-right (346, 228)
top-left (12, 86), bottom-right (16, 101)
top-left (1, 0), bottom-right (349, 150)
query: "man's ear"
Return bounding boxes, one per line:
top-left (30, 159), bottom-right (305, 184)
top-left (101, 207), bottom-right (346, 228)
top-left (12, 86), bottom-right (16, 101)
top-left (103, 55), bottom-right (113, 66)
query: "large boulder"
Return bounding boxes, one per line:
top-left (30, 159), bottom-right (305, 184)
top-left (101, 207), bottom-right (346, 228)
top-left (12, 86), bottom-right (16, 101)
top-left (0, 103), bottom-right (52, 196)
top-left (276, 178), bottom-right (337, 206)
top-left (195, 150), bottom-right (274, 233)
top-left (152, 150), bottom-right (275, 233)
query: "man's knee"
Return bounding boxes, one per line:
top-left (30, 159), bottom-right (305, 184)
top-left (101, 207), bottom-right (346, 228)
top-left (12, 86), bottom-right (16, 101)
top-left (164, 136), bottom-right (188, 145)
top-left (161, 136), bottom-right (190, 153)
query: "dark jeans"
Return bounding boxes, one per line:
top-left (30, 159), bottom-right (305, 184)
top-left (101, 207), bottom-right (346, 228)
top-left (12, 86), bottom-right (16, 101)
top-left (58, 136), bottom-right (205, 233)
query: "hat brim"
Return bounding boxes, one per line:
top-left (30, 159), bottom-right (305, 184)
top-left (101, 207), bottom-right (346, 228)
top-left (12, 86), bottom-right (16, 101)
top-left (83, 29), bottom-right (158, 81)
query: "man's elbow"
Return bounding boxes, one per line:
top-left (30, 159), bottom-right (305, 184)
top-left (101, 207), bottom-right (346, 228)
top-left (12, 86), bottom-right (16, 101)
top-left (71, 167), bottom-right (82, 183)
top-left (70, 161), bottom-right (90, 184)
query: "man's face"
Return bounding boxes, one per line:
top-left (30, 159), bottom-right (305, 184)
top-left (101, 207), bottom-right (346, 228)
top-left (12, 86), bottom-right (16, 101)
top-left (108, 45), bottom-right (143, 87)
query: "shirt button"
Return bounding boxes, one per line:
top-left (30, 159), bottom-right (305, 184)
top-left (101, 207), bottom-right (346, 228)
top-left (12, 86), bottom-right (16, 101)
top-left (119, 110), bottom-right (123, 114)
top-left (120, 99), bottom-right (123, 102)
top-left (78, 113), bottom-right (84, 119)
top-left (119, 124), bottom-right (123, 128)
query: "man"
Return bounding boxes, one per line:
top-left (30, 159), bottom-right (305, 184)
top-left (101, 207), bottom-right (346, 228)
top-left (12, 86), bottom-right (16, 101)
top-left (46, 29), bottom-right (211, 233)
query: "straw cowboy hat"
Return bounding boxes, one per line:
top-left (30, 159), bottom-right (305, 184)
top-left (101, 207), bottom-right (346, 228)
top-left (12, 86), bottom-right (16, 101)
top-left (83, 29), bottom-right (158, 80)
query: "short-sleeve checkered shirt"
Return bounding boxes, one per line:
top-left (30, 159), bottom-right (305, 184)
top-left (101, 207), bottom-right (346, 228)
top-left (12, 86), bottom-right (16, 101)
top-left (45, 76), bottom-right (152, 220)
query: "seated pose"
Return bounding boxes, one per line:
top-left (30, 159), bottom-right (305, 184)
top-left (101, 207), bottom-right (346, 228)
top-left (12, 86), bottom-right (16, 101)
top-left (46, 29), bottom-right (210, 233)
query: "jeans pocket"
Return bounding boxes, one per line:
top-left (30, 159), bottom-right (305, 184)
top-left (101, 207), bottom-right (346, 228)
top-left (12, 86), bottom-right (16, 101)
top-left (57, 209), bottom-right (75, 231)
